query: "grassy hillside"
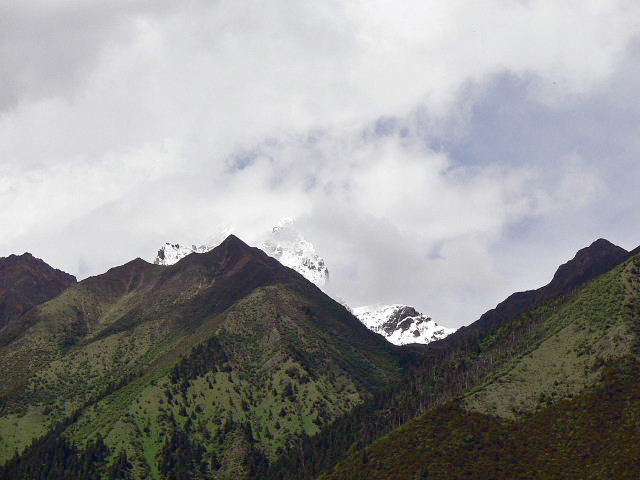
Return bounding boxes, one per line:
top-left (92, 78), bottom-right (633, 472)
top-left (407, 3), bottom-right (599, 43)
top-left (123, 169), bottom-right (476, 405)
top-left (320, 357), bottom-right (640, 480)
top-left (319, 252), bottom-right (640, 480)
top-left (265, 241), bottom-right (635, 480)
top-left (464, 254), bottom-right (636, 417)
top-left (0, 236), bottom-right (401, 479)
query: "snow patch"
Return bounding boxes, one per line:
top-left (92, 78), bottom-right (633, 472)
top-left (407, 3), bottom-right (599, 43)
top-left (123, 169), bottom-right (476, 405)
top-left (353, 304), bottom-right (456, 345)
top-left (261, 218), bottom-right (329, 288)
top-left (152, 219), bottom-right (329, 288)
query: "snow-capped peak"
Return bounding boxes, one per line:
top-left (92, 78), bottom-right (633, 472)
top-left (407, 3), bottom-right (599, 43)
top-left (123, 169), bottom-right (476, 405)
top-left (353, 304), bottom-right (456, 345)
top-left (153, 222), bottom-right (448, 346)
top-left (152, 219), bottom-right (329, 288)
top-left (153, 226), bottom-right (232, 266)
top-left (261, 218), bottom-right (329, 287)
top-left (154, 242), bottom-right (210, 265)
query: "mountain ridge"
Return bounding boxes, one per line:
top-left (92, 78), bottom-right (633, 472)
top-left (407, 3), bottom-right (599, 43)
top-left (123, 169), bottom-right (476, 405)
top-left (0, 252), bottom-right (76, 332)
top-left (153, 220), bottom-right (330, 289)
top-left (0, 234), bottom-right (402, 478)
top-left (319, 249), bottom-right (640, 480)
top-left (457, 237), bottom-right (630, 337)
top-left (265, 237), bottom-right (638, 480)
top-left (150, 221), bottom-right (457, 345)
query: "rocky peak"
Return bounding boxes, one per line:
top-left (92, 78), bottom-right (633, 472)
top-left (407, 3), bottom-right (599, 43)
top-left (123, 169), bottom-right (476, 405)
top-left (470, 238), bottom-right (630, 334)
top-left (353, 304), bottom-right (456, 345)
top-left (0, 253), bottom-right (76, 330)
top-left (546, 238), bottom-right (628, 299)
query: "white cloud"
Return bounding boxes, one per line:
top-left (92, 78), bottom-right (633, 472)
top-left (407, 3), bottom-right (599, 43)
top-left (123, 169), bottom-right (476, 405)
top-left (0, 0), bottom-right (638, 325)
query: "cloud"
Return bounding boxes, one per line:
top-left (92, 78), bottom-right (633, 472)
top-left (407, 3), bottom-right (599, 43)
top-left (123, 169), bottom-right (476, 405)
top-left (222, 125), bottom-right (607, 325)
top-left (1, 1), bottom-right (639, 326)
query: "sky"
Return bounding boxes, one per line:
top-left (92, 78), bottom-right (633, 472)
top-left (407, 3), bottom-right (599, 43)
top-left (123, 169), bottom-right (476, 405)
top-left (1, 0), bottom-right (640, 328)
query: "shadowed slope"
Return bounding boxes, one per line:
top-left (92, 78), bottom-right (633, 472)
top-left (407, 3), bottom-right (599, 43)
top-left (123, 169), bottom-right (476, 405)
top-left (316, 248), bottom-right (640, 480)
top-left (0, 253), bottom-right (75, 331)
top-left (464, 238), bottom-right (628, 335)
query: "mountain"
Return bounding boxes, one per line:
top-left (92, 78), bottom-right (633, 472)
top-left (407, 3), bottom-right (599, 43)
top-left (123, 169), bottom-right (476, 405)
top-left (261, 218), bottom-right (329, 288)
top-left (4, 236), bottom-right (636, 480)
top-left (0, 252), bottom-right (76, 331)
top-left (266, 238), bottom-right (639, 480)
top-left (0, 235), bottom-right (401, 479)
top-left (468, 238), bottom-right (629, 334)
top-left (353, 304), bottom-right (455, 345)
top-left (153, 220), bottom-right (456, 345)
top-left (153, 219), bottom-right (329, 288)
top-left (319, 246), bottom-right (640, 480)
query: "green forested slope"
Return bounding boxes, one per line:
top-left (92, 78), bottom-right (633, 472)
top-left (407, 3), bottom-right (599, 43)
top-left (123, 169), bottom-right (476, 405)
top-left (320, 358), bottom-right (640, 480)
top-left (320, 253), bottom-right (640, 480)
top-left (1, 238), bottom-right (637, 480)
top-left (0, 236), bottom-right (401, 479)
top-left (265, 240), bottom-right (634, 480)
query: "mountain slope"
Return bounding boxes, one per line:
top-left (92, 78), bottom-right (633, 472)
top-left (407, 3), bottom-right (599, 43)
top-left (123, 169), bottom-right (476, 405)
top-left (0, 253), bottom-right (76, 331)
top-left (318, 249), bottom-right (640, 480)
top-left (266, 238), bottom-right (637, 480)
top-left (321, 358), bottom-right (640, 480)
top-left (0, 235), bottom-right (401, 479)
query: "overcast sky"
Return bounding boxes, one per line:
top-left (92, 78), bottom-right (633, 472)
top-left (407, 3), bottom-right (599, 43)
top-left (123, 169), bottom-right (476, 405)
top-left (2, 1), bottom-right (640, 327)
